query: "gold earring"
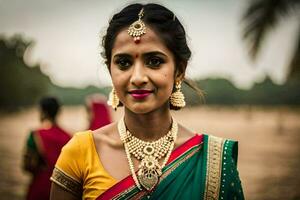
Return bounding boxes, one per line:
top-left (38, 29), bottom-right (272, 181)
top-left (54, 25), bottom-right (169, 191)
top-left (170, 81), bottom-right (186, 108)
top-left (107, 87), bottom-right (119, 110)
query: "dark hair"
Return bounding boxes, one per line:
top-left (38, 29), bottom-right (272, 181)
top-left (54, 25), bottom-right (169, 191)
top-left (102, 3), bottom-right (190, 72)
top-left (102, 3), bottom-right (203, 109)
top-left (39, 97), bottom-right (60, 121)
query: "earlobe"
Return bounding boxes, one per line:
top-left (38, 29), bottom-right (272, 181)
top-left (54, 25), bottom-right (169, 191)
top-left (175, 71), bottom-right (185, 83)
top-left (174, 61), bottom-right (187, 81)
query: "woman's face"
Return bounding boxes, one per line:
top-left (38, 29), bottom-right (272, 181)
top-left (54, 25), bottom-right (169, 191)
top-left (110, 26), bottom-right (178, 114)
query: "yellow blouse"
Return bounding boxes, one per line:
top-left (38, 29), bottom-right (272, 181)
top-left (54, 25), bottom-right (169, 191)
top-left (51, 131), bottom-right (117, 199)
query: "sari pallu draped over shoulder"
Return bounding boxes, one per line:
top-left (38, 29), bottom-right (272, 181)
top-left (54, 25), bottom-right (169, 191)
top-left (97, 134), bottom-right (244, 200)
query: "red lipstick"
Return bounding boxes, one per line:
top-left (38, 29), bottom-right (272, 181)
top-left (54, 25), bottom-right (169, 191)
top-left (129, 89), bottom-right (153, 100)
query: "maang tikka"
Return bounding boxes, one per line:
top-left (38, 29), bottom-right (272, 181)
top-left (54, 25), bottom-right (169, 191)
top-left (127, 8), bottom-right (146, 43)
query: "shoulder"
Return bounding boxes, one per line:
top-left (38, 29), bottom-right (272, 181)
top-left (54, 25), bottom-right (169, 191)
top-left (175, 123), bottom-right (198, 146)
top-left (203, 134), bottom-right (243, 199)
top-left (204, 134), bottom-right (237, 148)
top-left (92, 122), bottom-right (118, 137)
top-left (54, 131), bottom-right (93, 182)
top-left (204, 134), bottom-right (239, 164)
top-left (55, 126), bottom-right (71, 137)
top-left (60, 130), bottom-right (93, 158)
top-left (91, 122), bottom-right (123, 147)
top-left (69, 131), bottom-right (92, 144)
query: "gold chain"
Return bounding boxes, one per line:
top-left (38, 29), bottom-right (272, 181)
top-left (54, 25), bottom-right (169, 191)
top-left (118, 118), bottom-right (178, 191)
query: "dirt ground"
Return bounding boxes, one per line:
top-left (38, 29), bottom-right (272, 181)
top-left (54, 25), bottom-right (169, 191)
top-left (0, 105), bottom-right (299, 200)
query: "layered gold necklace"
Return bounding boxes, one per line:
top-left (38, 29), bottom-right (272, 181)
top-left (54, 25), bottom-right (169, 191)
top-left (118, 118), bottom-right (178, 191)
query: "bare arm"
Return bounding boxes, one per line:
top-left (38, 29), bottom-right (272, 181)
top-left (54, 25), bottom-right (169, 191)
top-left (50, 182), bottom-right (80, 200)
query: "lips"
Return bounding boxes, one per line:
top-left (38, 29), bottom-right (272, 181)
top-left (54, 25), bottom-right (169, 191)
top-left (128, 89), bottom-right (153, 99)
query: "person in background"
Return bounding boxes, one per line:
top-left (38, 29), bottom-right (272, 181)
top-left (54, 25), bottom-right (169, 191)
top-left (85, 93), bottom-right (112, 131)
top-left (23, 96), bottom-right (71, 200)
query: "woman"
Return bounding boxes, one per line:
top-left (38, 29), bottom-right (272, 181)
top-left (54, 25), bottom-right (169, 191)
top-left (50, 3), bottom-right (244, 200)
top-left (23, 96), bottom-right (71, 200)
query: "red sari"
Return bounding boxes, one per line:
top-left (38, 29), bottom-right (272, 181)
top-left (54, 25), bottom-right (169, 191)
top-left (25, 125), bottom-right (71, 200)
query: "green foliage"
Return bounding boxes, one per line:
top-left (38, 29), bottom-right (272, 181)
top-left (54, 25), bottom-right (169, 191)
top-left (0, 35), bottom-right (50, 110)
top-left (242, 0), bottom-right (300, 81)
top-left (0, 35), bottom-right (110, 110)
top-left (182, 76), bottom-right (300, 105)
top-left (46, 84), bottom-right (111, 105)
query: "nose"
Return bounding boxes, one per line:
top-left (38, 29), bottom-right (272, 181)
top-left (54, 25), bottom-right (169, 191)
top-left (130, 61), bottom-right (148, 87)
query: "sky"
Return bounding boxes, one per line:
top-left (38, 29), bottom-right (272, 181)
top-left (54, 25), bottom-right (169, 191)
top-left (0, 0), bottom-right (299, 89)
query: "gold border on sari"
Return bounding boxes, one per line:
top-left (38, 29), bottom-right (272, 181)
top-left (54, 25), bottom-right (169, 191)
top-left (204, 136), bottom-right (225, 200)
top-left (160, 142), bottom-right (203, 180)
top-left (112, 142), bottom-right (203, 200)
top-left (50, 167), bottom-right (82, 196)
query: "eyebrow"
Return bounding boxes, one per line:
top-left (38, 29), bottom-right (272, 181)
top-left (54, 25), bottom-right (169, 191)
top-left (113, 51), bottom-right (167, 59)
top-left (113, 53), bottom-right (131, 59)
top-left (143, 51), bottom-right (167, 58)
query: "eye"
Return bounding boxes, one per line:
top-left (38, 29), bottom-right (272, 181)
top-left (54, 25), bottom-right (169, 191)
top-left (146, 56), bottom-right (165, 68)
top-left (115, 57), bottom-right (132, 70)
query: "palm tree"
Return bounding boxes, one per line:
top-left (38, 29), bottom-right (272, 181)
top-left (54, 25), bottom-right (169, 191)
top-left (242, 0), bottom-right (300, 80)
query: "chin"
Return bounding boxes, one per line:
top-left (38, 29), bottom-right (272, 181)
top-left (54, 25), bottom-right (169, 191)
top-left (126, 101), bottom-right (169, 115)
top-left (123, 100), bottom-right (153, 113)
top-left (128, 105), bottom-right (154, 114)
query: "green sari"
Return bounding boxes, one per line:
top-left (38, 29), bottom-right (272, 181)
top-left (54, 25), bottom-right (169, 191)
top-left (97, 134), bottom-right (244, 200)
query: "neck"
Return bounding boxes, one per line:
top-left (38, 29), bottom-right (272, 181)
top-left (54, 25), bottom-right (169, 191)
top-left (41, 119), bottom-right (55, 129)
top-left (123, 105), bottom-right (172, 141)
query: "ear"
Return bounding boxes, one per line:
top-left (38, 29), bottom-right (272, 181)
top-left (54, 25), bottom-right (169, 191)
top-left (175, 72), bottom-right (184, 83)
top-left (175, 61), bottom-right (186, 83)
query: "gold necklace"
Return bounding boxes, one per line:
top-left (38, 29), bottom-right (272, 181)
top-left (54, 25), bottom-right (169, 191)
top-left (118, 118), bottom-right (178, 191)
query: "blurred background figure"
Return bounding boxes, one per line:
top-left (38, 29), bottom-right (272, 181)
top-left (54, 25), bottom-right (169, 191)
top-left (85, 93), bottom-right (112, 130)
top-left (22, 96), bottom-right (71, 200)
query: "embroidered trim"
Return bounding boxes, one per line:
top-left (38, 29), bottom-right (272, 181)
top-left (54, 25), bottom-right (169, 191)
top-left (112, 186), bottom-right (138, 200)
top-left (50, 167), bottom-right (82, 196)
top-left (204, 136), bottom-right (225, 200)
top-left (160, 142), bottom-right (202, 180)
top-left (112, 143), bottom-right (203, 200)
